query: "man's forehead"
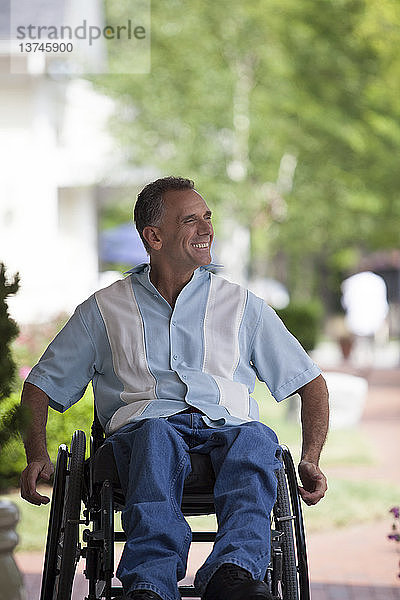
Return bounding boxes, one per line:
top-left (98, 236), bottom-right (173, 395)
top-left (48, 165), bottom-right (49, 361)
top-left (162, 188), bottom-right (211, 215)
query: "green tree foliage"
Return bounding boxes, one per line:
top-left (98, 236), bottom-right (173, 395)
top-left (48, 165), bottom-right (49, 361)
top-left (0, 264), bottom-right (25, 489)
top-left (0, 265), bottom-right (19, 398)
top-left (0, 264), bottom-right (28, 464)
top-left (95, 0), bottom-right (400, 301)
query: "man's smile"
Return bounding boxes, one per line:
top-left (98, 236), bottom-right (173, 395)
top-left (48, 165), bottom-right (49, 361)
top-left (191, 242), bottom-right (209, 248)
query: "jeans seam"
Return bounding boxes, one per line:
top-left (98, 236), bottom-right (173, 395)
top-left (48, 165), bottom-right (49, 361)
top-left (169, 445), bottom-right (189, 518)
top-left (169, 443), bottom-right (192, 560)
top-left (177, 526), bottom-right (192, 569)
top-left (130, 581), bottom-right (178, 600)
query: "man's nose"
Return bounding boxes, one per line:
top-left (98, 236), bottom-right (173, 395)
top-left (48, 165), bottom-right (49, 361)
top-left (198, 219), bottom-right (213, 235)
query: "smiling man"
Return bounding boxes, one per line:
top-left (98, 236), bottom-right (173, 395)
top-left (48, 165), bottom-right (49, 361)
top-left (20, 176), bottom-right (329, 600)
top-left (135, 183), bottom-right (215, 307)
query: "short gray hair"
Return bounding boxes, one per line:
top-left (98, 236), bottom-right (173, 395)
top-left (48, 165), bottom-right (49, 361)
top-left (134, 176), bottom-right (195, 252)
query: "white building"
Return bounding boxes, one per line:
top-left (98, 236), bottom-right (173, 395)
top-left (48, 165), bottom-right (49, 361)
top-left (0, 1), bottom-right (120, 323)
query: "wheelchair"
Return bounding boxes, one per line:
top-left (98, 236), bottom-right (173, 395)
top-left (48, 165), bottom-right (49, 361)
top-left (40, 410), bottom-right (310, 600)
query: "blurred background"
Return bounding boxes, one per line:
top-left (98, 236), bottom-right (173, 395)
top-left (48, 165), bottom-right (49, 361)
top-left (1, 0), bottom-right (400, 597)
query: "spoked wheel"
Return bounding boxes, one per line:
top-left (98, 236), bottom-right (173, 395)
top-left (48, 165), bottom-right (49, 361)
top-left (282, 447), bottom-right (309, 599)
top-left (40, 444), bottom-right (68, 600)
top-left (55, 429), bottom-right (86, 600)
top-left (272, 446), bottom-right (310, 600)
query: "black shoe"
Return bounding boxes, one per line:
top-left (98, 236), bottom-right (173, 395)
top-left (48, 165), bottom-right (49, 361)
top-left (202, 563), bottom-right (273, 600)
top-left (125, 591), bottom-right (163, 600)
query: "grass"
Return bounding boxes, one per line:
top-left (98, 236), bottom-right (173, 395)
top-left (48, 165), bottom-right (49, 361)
top-left (255, 382), bottom-right (400, 532)
top-left (255, 381), bottom-right (376, 469)
top-left (302, 478), bottom-right (400, 533)
top-left (4, 380), bottom-right (399, 551)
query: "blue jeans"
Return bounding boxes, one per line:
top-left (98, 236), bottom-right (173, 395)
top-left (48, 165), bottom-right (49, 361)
top-left (106, 413), bottom-right (282, 600)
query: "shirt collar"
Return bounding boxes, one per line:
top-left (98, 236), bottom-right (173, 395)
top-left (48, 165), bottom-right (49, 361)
top-left (124, 262), bottom-right (223, 276)
top-left (124, 263), bottom-right (150, 274)
top-left (124, 262), bottom-right (223, 303)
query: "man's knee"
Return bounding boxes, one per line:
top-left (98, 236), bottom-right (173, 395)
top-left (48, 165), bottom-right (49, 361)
top-left (249, 420), bottom-right (278, 437)
top-left (237, 421), bottom-right (279, 444)
top-left (226, 421), bottom-right (281, 465)
top-left (135, 417), bottom-right (188, 456)
top-left (132, 417), bottom-right (180, 446)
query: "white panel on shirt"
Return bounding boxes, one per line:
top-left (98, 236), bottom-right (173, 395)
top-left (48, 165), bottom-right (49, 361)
top-left (203, 275), bottom-right (251, 421)
top-left (95, 277), bottom-right (157, 433)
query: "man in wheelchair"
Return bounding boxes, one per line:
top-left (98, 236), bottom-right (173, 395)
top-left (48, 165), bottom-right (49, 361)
top-left (20, 177), bottom-right (328, 600)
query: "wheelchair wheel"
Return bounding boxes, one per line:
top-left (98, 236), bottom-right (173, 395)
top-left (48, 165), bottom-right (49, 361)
top-left (274, 467), bottom-right (298, 599)
top-left (40, 444), bottom-right (68, 600)
top-left (272, 447), bottom-right (310, 600)
top-left (40, 431), bottom-right (86, 600)
top-left (56, 429), bottom-right (86, 600)
top-left (282, 447), bottom-right (309, 600)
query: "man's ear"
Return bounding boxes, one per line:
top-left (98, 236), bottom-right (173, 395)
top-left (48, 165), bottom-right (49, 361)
top-left (142, 226), bottom-right (163, 251)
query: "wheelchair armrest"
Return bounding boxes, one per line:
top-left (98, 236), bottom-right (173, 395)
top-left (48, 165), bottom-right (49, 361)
top-left (92, 443), bottom-right (121, 486)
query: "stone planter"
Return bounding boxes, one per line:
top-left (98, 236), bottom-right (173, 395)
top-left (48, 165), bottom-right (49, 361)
top-left (324, 372), bottom-right (368, 430)
top-left (287, 371), bottom-right (368, 430)
top-left (0, 500), bottom-right (24, 600)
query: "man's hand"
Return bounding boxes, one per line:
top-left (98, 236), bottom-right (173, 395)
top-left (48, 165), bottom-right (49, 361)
top-left (20, 457), bottom-right (54, 505)
top-left (298, 459), bottom-right (327, 506)
top-left (297, 374), bottom-right (329, 506)
top-left (20, 382), bottom-right (53, 505)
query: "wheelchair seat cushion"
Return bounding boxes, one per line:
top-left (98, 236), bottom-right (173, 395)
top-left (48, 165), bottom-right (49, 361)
top-left (92, 442), bottom-right (216, 494)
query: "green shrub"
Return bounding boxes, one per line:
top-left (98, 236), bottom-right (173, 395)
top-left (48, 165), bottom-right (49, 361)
top-left (0, 388), bottom-right (94, 490)
top-left (0, 264), bottom-right (19, 402)
top-left (0, 264), bottom-right (31, 490)
top-left (46, 387), bottom-right (94, 460)
top-left (0, 303), bottom-right (94, 490)
top-left (276, 300), bottom-right (323, 352)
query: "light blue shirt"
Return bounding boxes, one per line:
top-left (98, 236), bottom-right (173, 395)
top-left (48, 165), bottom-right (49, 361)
top-left (27, 264), bottom-right (321, 433)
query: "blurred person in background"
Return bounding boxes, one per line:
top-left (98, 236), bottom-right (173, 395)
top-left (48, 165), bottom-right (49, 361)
top-left (341, 271), bottom-right (389, 367)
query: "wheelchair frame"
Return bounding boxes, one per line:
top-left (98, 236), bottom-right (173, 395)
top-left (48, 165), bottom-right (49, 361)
top-left (40, 414), bottom-right (310, 600)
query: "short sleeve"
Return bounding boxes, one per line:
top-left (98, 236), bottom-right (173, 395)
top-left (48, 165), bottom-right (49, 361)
top-left (251, 302), bottom-right (321, 401)
top-left (26, 303), bottom-right (97, 412)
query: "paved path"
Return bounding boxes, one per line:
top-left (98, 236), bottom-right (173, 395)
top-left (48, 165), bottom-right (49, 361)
top-left (15, 366), bottom-right (400, 599)
top-left (306, 366), bottom-right (400, 598)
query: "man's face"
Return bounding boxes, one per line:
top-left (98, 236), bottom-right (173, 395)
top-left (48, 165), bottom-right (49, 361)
top-left (155, 188), bottom-right (214, 272)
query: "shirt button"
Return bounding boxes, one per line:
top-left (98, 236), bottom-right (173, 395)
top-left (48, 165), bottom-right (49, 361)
top-left (173, 354), bottom-right (178, 360)
top-left (182, 374), bottom-right (187, 379)
top-left (172, 321), bottom-right (176, 326)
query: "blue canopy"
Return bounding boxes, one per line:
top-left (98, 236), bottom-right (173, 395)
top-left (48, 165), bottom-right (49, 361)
top-left (99, 223), bottom-right (148, 265)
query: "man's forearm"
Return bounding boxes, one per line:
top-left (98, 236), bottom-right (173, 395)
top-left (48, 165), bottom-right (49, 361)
top-left (20, 382), bottom-right (54, 505)
top-left (21, 381), bottom-right (50, 462)
top-left (299, 374), bottom-right (329, 465)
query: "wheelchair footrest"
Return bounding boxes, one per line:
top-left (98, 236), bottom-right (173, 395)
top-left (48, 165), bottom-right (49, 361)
top-left (178, 586), bottom-right (200, 598)
top-left (191, 531), bottom-right (215, 542)
top-left (107, 586), bottom-right (124, 597)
